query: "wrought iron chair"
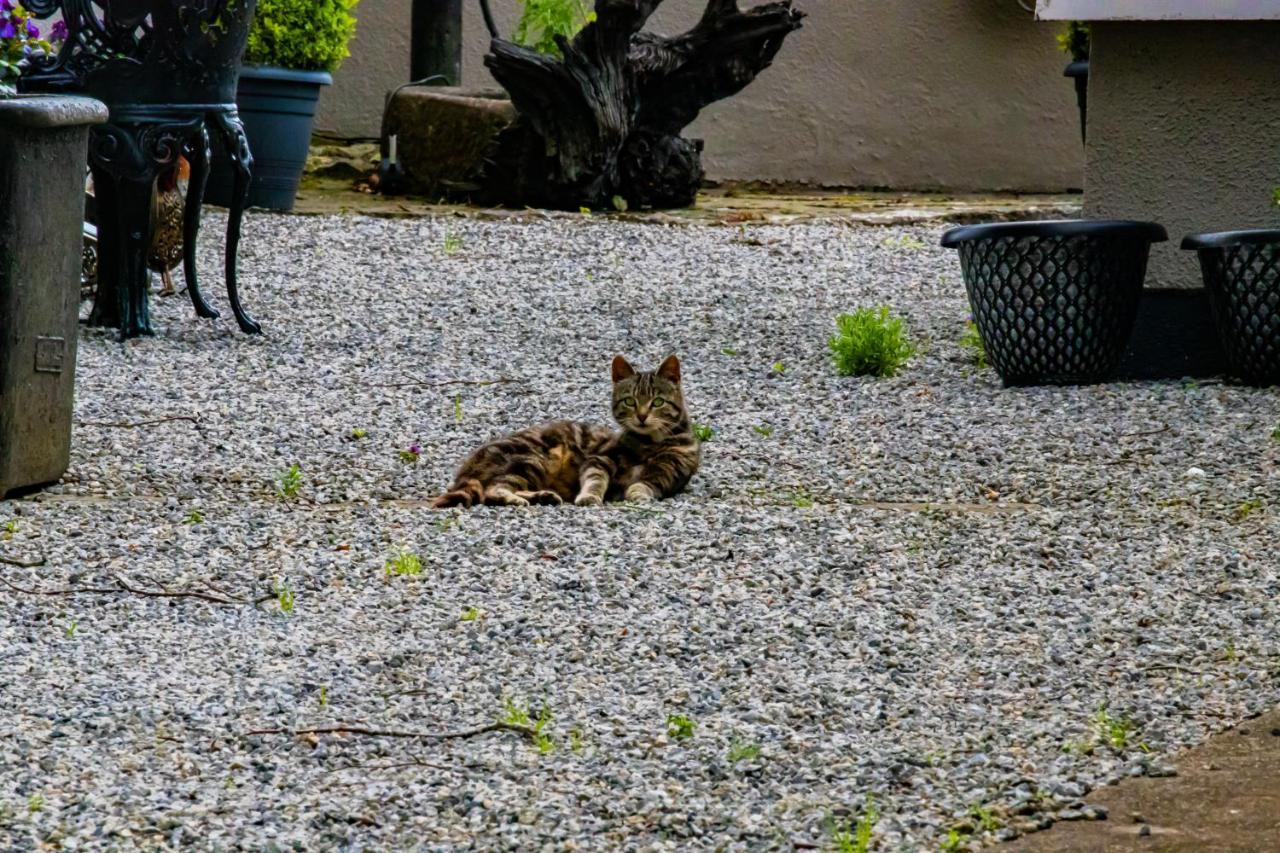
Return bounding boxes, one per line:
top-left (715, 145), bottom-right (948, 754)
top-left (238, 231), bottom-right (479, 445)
top-left (21, 0), bottom-right (261, 338)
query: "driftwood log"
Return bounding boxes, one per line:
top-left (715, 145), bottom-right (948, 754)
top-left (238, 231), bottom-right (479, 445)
top-left (476, 0), bottom-right (804, 210)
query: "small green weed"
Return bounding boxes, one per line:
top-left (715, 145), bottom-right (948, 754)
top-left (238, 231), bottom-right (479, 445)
top-left (442, 231), bottom-right (464, 254)
top-left (939, 828), bottom-right (967, 852)
top-left (727, 740), bottom-right (761, 762)
top-left (579, 206), bottom-right (592, 215)
top-left (318, 686), bottom-right (328, 707)
top-left (968, 804), bottom-right (1003, 832)
top-left (753, 424), bottom-right (774, 438)
top-left (1271, 424), bottom-right (1280, 442)
top-left (666, 714), bottom-right (695, 741)
top-left (500, 697), bottom-right (555, 753)
top-left (183, 509), bottom-right (205, 525)
top-left (399, 443), bottom-right (422, 463)
top-left (2, 519), bottom-right (16, 540)
top-left (787, 488), bottom-right (815, 509)
top-left (771, 361), bottom-right (786, 374)
top-left (274, 580), bottom-right (295, 615)
top-left (64, 620), bottom-right (78, 638)
top-left (1224, 639), bottom-right (1239, 662)
top-left (693, 424), bottom-right (714, 442)
top-left (27, 794), bottom-right (43, 814)
top-left (568, 727), bottom-right (584, 753)
top-left (454, 397), bottom-right (463, 423)
top-left (274, 464), bottom-right (303, 501)
top-left (829, 307), bottom-right (916, 378)
top-left (611, 195), bottom-right (628, 212)
top-left (882, 233), bottom-right (925, 251)
top-left (831, 793), bottom-right (878, 853)
top-left (1235, 497), bottom-right (1263, 520)
top-left (1094, 705), bottom-right (1136, 750)
top-left (959, 320), bottom-right (988, 369)
top-left (460, 605), bottom-right (482, 622)
top-left (350, 427), bottom-right (368, 440)
top-left (385, 550), bottom-right (423, 578)
top-left (721, 347), bottom-right (739, 356)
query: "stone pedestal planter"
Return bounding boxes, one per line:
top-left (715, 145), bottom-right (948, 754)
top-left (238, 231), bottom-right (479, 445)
top-left (941, 220), bottom-right (1167, 386)
top-left (0, 96), bottom-right (108, 497)
top-left (1182, 229), bottom-right (1280, 385)
top-left (207, 65), bottom-right (333, 212)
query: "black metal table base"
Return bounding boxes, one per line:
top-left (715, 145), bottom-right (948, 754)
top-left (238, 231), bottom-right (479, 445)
top-left (87, 106), bottom-right (259, 339)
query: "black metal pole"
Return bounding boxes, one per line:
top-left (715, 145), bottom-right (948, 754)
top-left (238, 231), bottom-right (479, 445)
top-left (411, 0), bottom-right (463, 85)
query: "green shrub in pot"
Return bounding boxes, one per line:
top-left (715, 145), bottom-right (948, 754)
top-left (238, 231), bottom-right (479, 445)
top-left (207, 0), bottom-right (360, 210)
top-left (245, 0), bottom-right (359, 73)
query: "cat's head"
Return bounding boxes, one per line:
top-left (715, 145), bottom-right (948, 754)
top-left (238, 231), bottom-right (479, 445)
top-left (611, 355), bottom-right (688, 438)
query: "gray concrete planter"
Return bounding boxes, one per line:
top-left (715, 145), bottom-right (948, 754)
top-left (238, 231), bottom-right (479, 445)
top-left (0, 95), bottom-right (108, 497)
top-left (206, 65), bottom-right (333, 212)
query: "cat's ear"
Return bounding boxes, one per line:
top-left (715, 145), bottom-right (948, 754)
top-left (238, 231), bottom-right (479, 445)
top-left (657, 354), bottom-right (681, 384)
top-left (612, 355), bottom-right (636, 383)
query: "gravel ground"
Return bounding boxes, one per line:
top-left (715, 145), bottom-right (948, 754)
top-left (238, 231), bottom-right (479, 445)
top-left (2, 212), bottom-right (1279, 850)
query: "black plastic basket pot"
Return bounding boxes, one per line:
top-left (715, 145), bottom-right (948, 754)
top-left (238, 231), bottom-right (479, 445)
top-left (941, 220), bottom-right (1167, 386)
top-left (1182, 229), bottom-right (1280, 385)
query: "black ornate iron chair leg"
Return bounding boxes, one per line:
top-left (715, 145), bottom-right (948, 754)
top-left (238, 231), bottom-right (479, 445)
top-left (115, 175), bottom-right (157, 339)
top-left (213, 111), bottom-right (261, 334)
top-left (182, 125), bottom-right (220, 319)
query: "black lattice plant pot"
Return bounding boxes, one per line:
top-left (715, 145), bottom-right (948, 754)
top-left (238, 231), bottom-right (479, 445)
top-left (941, 220), bottom-right (1168, 386)
top-left (1182, 230), bottom-right (1280, 386)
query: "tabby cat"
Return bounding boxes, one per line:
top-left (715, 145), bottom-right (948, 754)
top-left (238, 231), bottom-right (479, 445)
top-left (434, 355), bottom-right (700, 508)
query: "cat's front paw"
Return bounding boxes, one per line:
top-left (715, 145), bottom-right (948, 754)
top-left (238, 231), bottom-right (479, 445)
top-left (625, 483), bottom-right (656, 503)
top-left (574, 493), bottom-right (604, 508)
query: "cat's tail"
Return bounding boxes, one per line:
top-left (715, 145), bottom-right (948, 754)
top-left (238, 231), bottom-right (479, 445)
top-left (432, 478), bottom-right (485, 509)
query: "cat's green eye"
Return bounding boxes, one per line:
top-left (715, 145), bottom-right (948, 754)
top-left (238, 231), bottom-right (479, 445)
top-left (652, 398), bottom-right (666, 408)
top-left (620, 397), bottom-right (636, 408)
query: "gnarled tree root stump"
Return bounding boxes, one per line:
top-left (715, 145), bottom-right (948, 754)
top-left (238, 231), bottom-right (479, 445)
top-left (477, 0), bottom-right (804, 211)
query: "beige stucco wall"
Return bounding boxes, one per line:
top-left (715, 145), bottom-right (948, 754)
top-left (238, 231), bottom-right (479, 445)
top-left (1083, 22), bottom-right (1280, 289)
top-left (316, 0), bottom-right (1085, 192)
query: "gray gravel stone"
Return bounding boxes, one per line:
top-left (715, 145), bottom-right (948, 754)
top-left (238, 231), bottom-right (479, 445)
top-left (1, 212), bottom-right (1278, 849)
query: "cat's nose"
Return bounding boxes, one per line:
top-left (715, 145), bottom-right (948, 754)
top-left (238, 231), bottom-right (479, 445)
top-left (636, 411), bottom-right (648, 424)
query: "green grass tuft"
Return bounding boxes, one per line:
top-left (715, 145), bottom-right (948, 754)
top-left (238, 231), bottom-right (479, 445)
top-left (385, 550), bottom-right (423, 578)
top-left (831, 793), bottom-right (878, 853)
top-left (727, 739), bottom-right (761, 762)
top-left (274, 579), bottom-right (295, 615)
top-left (959, 320), bottom-right (988, 369)
top-left (829, 307), bottom-right (916, 378)
top-left (1094, 705), bottom-right (1136, 750)
top-left (666, 714), bottom-right (695, 741)
top-left (274, 464), bottom-right (303, 501)
top-left (693, 424), bottom-right (714, 442)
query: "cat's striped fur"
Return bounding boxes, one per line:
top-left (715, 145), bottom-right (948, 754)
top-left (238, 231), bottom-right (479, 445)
top-left (433, 355), bottom-right (700, 508)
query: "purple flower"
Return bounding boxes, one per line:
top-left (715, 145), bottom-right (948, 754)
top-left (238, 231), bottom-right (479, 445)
top-left (409, 444), bottom-right (422, 456)
top-left (0, 21), bottom-right (16, 40)
top-left (50, 20), bottom-right (68, 41)
top-left (0, 1), bottom-right (13, 12)
top-left (25, 19), bottom-right (38, 39)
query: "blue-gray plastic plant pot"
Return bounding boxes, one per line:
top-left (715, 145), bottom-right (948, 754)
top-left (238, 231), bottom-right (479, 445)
top-left (206, 65), bottom-right (333, 212)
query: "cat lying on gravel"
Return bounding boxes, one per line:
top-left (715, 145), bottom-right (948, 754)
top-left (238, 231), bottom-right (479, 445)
top-left (434, 355), bottom-right (701, 508)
